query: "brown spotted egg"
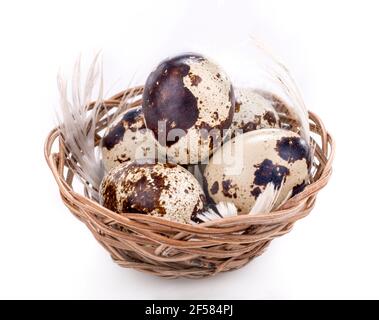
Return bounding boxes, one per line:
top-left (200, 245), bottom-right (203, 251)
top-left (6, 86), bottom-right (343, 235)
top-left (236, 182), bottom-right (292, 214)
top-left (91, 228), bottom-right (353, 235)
top-left (101, 107), bottom-right (157, 172)
top-left (231, 88), bottom-right (280, 136)
top-left (254, 90), bottom-right (302, 135)
top-left (142, 53), bottom-right (235, 164)
top-left (100, 160), bottom-right (206, 224)
top-left (204, 129), bottom-right (311, 214)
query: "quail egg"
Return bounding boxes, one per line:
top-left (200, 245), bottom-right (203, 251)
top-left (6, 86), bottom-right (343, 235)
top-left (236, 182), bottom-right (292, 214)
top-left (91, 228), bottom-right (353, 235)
top-left (230, 87), bottom-right (280, 137)
top-left (142, 53), bottom-right (235, 164)
top-left (100, 160), bottom-right (206, 224)
top-left (254, 90), bottom-right (302, 135)
top-left (101, 107), bottom-right (157, 172)
top-left (204, 129), bottom-right (311, 214)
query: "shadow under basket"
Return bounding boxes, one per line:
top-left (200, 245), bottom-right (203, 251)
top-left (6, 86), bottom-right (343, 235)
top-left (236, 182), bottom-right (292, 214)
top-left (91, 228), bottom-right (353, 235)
top-left (45, 87), bottom-right (335, 279)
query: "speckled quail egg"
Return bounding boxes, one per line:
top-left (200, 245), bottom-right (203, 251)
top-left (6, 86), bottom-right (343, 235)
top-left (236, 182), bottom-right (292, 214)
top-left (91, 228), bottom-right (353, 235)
top-left (230, 87), bottom-right (280, 137)
top-left (204, 129), bottom-right (311, 214)
top-left (142, 53), bottom-right (235, 164)
top-left (254, 90), bottom-right (302, 135)
top-left (100, 160), bottom-right (206, 224)
top-left (101, 107), bottom-right (157, 172)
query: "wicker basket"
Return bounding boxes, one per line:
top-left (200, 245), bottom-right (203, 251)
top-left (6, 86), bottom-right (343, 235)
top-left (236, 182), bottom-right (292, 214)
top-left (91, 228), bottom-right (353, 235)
top-left (45, 87), bottom-right (335, 279)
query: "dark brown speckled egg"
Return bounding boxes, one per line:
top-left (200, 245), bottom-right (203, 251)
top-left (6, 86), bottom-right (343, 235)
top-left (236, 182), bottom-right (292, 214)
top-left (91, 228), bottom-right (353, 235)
top-left (230, 88), bottom-right (281, 136)
top-left (254, 89), bottom-right (303, 135)
top-left (142, 53), bottom-right (235, 164)
top-left (204, 129), bottom-right (311, 214)
top-left (100, 160), bottom-right (206, 224)
top-left (101, 107), bottom-right (157, 172)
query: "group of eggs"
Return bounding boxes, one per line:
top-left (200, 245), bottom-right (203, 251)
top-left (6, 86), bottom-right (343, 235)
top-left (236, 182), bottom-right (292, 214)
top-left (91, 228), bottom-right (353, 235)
top-left (100, 53), bottom-right (312, 224)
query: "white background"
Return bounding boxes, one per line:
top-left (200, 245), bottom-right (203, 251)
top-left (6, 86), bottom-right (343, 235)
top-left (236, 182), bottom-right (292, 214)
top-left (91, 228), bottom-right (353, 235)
top-left (0, 0), bottom-right (378, 299)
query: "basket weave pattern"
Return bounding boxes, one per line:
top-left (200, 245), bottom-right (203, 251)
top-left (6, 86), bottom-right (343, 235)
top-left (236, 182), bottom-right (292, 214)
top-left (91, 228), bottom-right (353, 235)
top-left (45, 87), bottom-right (334, 279)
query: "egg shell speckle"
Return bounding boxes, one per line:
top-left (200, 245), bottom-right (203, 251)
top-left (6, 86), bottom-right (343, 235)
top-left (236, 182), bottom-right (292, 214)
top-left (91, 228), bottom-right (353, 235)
top-left (204, 129), bottom-right (311, 214)
top-left (254, 89), bottom-right (303, 135)
top-left (231, 88), bottom-right (280, 136)
top-left (101, 107), bottom-right (157, 172)
top-left (142, 53), bottom-right (235, 164)
top-left (100, 160), bottom-right (206, 224)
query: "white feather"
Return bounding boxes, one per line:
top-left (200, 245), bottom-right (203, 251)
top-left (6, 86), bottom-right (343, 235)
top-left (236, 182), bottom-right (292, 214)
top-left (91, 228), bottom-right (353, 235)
top-left (250, 36), bottom-right (311, 145)
top-left (195, 202), bottom-right (238, 223)
top-left (249, 183), bottom-right (277, 216)
top-left (56, 54), bottom-right (105, 200)
top-left (249, 181), bottom-right (293, 216)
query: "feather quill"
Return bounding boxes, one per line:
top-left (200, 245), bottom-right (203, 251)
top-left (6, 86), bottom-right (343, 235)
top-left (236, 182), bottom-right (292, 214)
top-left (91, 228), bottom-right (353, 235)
top-left (250, 36), bottom-right (311, 145)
